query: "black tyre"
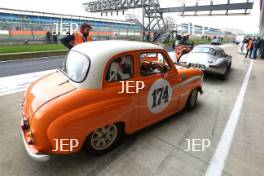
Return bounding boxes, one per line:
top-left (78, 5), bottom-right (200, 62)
top-left (84, 123), bottom-right (123, 155)
top-left (228, 62), bottom-right (232, 70)
top-left (186, 89), bottom-right (198, 110)
top-left (219, 63), bottom-right (231, 80)
top-left (219, 70), bottom-right (228, 80)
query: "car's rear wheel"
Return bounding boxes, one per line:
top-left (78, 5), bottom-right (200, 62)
top-left (220, 63), bottom-right (231, 80)
top-left (220, 69), bottom-right (228, 80)
top-left (186, 89), bottom-right (198, 110)
top-left (84, 123), bottom-right (123, 155)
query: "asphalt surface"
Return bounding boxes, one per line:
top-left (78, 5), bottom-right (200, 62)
top-left (0, 46), bottom-right (263, 176)
top-left (0, 56), bottom-right (65, 77)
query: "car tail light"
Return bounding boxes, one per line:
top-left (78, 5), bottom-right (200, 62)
top-left (27, 138), bottom-right (34, 145)
top-left (21, 116), bottom-right (29, 130)
top-left (26, 130), bottom-right (34, 145)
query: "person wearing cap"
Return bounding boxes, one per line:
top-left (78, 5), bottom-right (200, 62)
top-left (61, 23), bottom-right (92, 49)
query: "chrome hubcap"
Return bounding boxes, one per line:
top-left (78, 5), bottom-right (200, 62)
top-left (91, 124), bottom-right (118, 151)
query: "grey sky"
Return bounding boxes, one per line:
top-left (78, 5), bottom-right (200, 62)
top-left (0, 0), bottom-right (260, 33)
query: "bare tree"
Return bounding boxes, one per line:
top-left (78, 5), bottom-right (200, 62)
top-left (164, 16), bottom-right (176, 30)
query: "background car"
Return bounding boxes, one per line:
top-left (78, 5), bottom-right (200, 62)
top-left (179, 45), bottom-right (232, 79)
top-left (211, 38), bottom-right (222, 45)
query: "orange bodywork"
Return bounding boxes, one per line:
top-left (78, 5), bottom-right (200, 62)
top-left (22, 49), bottom-right (203, 156)
top-left (175, 44), bottom-right (193, 60)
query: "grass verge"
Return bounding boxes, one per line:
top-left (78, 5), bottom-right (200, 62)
top-left (0, 44), bottom-right (67, 54)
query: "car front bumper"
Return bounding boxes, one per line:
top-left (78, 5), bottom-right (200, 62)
top-left (21, 117), bottom-right (50, 162)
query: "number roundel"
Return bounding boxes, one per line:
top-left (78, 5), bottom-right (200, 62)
top-left (147, 79), bottom-right (173, 114)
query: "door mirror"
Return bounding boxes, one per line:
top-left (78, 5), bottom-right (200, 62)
top-left (163, 65), bottom-right (170, 73)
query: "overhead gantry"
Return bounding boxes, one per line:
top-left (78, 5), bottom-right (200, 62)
top-left (83, 0), bottom-right (254, 42)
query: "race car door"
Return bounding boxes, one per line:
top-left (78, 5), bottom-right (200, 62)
top-left (135, 51), bottom-right (181, 130)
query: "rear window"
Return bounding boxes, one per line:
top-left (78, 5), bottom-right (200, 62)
top-left (192, 47), bottom-right (216, 55)
top-left (62, 51), bottom-right (90, 82)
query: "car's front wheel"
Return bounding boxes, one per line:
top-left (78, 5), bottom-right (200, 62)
top-left (186, 89), bottom-right (199, 110)
top-left (84, 123), bottom-right (123, 155)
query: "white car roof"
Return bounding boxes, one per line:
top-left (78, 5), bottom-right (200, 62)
top-left (195, 44), bottom-right (222, 51)
top-left (70, 40), bottom-right (163, 89)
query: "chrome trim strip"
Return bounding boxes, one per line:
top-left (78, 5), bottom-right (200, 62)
top-left (173, 75), bottom-right (202, 90)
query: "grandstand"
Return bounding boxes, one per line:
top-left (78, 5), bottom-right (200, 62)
top-left (0, 7), bottom-right (233, 45)
top-left (178, 23), bottom-right (224, 36)
top-left (0, 8), bottom-right (142, 45)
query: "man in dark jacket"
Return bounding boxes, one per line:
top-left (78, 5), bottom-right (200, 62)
top-left (61, 23), bottom-right (92, 49)
top-left (252, 37), bottom-right (261, 59)
top-left (261, 36), bottom-right (264, 59)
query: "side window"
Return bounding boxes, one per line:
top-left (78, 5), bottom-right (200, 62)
top-left (216, 50), bottom-right (224, 57)
top-left (140, 52), bottom-right (170, 76)
top-left (105, 55), bottom-right (134, 82)
top-left (221, 50), bottom-right (226, 57)
top-left (218, 51), bottom-right (223, 57)
top-left (210, 49), bottom-right (217, 56)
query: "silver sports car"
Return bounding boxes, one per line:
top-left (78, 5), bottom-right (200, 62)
top-left (179, 45), bottom-right (232, 79)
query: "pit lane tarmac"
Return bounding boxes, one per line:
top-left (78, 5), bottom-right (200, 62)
top-left (0, 46), bottom-right (263, 176)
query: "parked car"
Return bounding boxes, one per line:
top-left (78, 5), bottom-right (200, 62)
top-left (21, 40), bottom-right (203, 161)
top-left (211, 38), bottom-right (222, 45)
top-left (179, 45), bottom-right (232, 79)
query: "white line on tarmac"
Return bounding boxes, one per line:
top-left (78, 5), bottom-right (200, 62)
top-left (0, 55), bottom-right (64, 63)
top-left (205, 59), bottom-right (254, 176)
top-left (0, 69), bottom-right (56, 97)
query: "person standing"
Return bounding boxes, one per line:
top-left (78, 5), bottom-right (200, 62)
top-left (252, 37), bottom-right (261, 59)
top-left (261, 36), bottom-right (264, 59)
top-left (61, 23), bottom-right (92, 49)
top-left (245, 38), bottom-right (253, 58)
top-left (52, 32), bottom-right (58, 44)
top-left (46, 31), bottom-right (52, 44)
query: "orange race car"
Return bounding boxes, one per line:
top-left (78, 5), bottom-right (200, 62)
top-left (21, 40), bottom-right (203, 161)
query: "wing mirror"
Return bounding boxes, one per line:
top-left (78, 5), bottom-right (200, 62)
top-left (163, 65), bottom-right (170, 73)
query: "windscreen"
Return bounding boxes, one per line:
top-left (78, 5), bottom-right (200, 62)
top-left (62, 51), bottom-right (90, 82)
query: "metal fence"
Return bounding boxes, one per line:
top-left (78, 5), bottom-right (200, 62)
top-left (0, 8), bottom-right (143, 45)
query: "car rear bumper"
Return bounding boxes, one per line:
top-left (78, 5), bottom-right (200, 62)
top-left (179, 63), bottom-right (227, 75)
top-left (205, 66), bottom-right (226, 75)
top-left (21, 118), bottom-right (50, 162)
